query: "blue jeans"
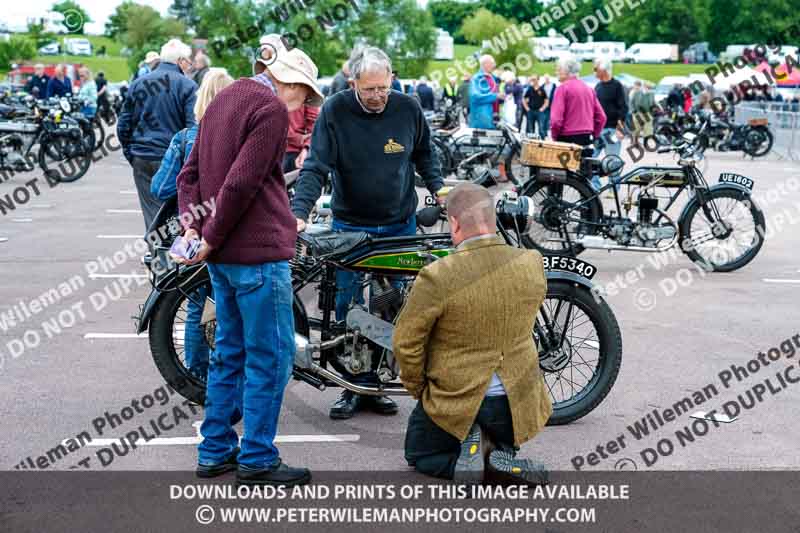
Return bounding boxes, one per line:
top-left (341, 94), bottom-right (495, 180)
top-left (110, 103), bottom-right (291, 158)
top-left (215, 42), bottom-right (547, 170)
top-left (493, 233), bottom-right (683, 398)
top-left (332, 215), bottom-right (417, 321)
top-left (199, 261), bottom-right (294, 469)
top-left (592, 127), bottom-right (622, 191)
top-left (526, 110), bottom-right (541, 138)
top-left (541, 112), bottom-right (551, 139)
top-left (82, 105), bottom-right (97, 119)
top-left (184, 284), bottom-right (211, 379)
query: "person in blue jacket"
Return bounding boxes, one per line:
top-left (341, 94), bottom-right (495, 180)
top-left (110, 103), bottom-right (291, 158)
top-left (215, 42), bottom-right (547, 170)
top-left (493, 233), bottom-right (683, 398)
top-left (150, 68), bottom-right (233, 380)
top-left (45, 64), bottom-right (73, 98)
top-left (469, 54), bottom-right (505, 130)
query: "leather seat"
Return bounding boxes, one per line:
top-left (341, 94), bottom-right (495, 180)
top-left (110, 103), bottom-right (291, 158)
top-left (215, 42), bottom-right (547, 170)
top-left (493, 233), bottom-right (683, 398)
top-left (299, 227), bottom-right (369, 258)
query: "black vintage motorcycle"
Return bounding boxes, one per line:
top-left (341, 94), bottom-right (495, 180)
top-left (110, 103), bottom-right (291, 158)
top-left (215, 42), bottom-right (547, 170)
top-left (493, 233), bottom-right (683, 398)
top-left (0, 96), bottom-right (93, 182)
top-left (137, 194), bottom-right (623, 426)
top-left (520, 139), bottom-right (765, 272)
top-left (688, 109), bottom-right (774, 157)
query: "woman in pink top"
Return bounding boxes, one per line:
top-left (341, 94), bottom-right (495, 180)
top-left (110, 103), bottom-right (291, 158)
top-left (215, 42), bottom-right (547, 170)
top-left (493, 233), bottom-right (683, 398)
top-left (549, 56), bottom-right (606, 147)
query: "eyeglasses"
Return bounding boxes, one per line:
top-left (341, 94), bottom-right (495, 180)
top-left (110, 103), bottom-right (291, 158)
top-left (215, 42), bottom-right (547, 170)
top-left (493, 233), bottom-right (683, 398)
top-left (357, 85), bottom-right (391, 96)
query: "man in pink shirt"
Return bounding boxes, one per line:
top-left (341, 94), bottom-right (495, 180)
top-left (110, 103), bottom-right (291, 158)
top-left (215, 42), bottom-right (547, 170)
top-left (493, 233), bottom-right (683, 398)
top-left (549, 56), bottom-right (606, 147)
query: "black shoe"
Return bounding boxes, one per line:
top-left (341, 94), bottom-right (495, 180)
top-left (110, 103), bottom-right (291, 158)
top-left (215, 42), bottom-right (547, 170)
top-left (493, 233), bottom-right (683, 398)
top-left (329, 390), bottom-right (363, 420)
top-left (237, 459), bottom-right (311, 487)
top-left (196, 447), bottom-right (239, 478)
top-left (364, 395), bottom-right (398, 415)
top-left (453, 423), bottom-right (484, 484)
top-left (486, 449), bottom-right (548, 486)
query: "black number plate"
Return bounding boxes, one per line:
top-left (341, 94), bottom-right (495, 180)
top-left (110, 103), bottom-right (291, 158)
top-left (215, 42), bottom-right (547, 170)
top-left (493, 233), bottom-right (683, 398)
top-left (543, 255), bottom-right (597, 279)
top-left (719, 173), bottom-right (754, 190)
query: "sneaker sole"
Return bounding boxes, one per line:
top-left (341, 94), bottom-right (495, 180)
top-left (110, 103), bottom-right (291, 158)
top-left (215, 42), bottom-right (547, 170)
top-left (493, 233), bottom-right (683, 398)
top-left (453, 427), bottom-right (483, 483)
top-left (489, 452), bottom-right (548, 485)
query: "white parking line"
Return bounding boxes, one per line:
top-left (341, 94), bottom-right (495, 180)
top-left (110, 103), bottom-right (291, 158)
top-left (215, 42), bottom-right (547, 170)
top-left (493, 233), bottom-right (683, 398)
top-left (20, 204), bottom-right (52, 209)
top-left (10, 218), bottom-right (33, 222)
top-left (89, 273), bottom-right (149, 280)
top-left (96, 235), bottom-right (143, 239)
top-left (106, 209), bottom-right (141, 214)
top-left (120, 190), bottom-right (137, 195)
top-left (71, 434), bottom-right (360, 447)
top-left (763, 279), bottom-right (800, 284)
top-left (84, 333), bottom-right (147, 339)
top-left (0, 237), bottom-right (7, 243)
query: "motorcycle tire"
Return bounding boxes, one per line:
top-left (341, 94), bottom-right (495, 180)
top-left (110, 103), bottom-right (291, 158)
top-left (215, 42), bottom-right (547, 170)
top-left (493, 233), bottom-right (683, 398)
top-left (542, 280), bottom-right (622, 425)
top-left (679, 188), bottom-right (765, 272)
top-left (743, 127), bottom-right (773, 158)
top-left (432, 137), bottom-right (454, 177)
top-left (149, 272), bottom-right (213, 405)
top-left (92, 116), bottom-right (105, 152)
top-left (519, 175), bottom-right (603, 256)
top-left (504, 146), bottom-right (531, 185)
top-left (38, 136), bottom-right (92, 183)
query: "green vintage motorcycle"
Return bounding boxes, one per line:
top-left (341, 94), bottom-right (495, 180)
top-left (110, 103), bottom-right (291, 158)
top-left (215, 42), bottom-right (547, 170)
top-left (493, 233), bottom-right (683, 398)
top-left (137, 196), bottom-right (622, 425)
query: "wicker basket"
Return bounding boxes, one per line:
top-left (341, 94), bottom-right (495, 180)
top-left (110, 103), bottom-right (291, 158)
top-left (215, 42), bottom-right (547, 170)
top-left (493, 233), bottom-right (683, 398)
top-left (520, 139), bottom-right (583, 171)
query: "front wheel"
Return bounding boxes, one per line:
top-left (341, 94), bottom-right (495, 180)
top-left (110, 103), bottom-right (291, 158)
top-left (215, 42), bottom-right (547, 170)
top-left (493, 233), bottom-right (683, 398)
top-left (520, 175), bottom-right (603, 255)
top-left (538, 279), bottom-right (622, 425)
top-left (679, 188), bottom-right (765, 272)
top-left (38, 134), bottom-right (92, 183)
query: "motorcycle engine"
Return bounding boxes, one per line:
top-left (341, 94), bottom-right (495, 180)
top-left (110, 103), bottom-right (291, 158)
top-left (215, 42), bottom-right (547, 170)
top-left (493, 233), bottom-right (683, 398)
top-left (632, 195), bottom-right (676, 246)
top-left (0, 134), bottom-right (28, 170)
top-left (339, 278), bottom-right (405, 382)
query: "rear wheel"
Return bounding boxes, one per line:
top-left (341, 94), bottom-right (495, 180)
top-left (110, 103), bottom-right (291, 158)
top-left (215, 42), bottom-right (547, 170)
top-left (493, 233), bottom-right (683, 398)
top-left (743, 127), bottom-right (773, 157)
top-left (520, 175), bottom-right (602, 255)
top-left (680, 188), bottom-right (765, 272)
top-left (505, 147), bottom-right (531, 185)
top-left (92, 116), bottom-right (105, 151)
top-left (538, 280), bottom-right (622, 425)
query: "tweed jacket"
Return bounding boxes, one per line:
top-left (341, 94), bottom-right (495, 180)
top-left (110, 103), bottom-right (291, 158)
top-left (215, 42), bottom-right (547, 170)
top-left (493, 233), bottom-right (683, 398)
top-left (393, 235), bottom-right (552, 446)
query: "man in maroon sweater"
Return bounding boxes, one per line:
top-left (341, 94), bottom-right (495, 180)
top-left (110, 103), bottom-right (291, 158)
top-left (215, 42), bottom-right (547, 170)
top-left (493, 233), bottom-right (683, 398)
top-left (176, 47), bottom-right (323, 486)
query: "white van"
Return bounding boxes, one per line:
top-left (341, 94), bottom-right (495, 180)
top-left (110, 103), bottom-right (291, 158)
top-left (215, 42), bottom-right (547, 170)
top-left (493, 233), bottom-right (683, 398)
top-left (533, 36), bottom-right (571, 61)
top-left (65, 38), bottom-right (92, 56)
top-left (434, 29), bottom-right (454, 60)
top-left (623, 43), bottom-right (678, 63)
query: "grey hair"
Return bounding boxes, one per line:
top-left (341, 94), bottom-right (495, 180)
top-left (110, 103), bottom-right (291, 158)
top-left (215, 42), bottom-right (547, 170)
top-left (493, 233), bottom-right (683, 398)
top-left (195, 53), bottom-right (211, 68)
top-left (557, 55), bottom-right (581, 76)
top-left (160, 39), bottom-right (192, 64)
top-left (594, 56), bottom-right (612, 75)
top-left (349, 47), bottom-right (392, 80)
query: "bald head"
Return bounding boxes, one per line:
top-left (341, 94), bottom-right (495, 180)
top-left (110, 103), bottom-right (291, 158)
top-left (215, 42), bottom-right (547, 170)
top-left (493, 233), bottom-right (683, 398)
top-left (446, 183), bottom-right (496, 244)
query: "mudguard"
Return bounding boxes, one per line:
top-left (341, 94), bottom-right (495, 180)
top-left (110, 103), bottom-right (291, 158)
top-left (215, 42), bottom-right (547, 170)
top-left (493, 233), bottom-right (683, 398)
top-left (545, 270), bottom-right (596, 292)
top-left (678, 182), bottom-right (752, 229)
top-left (135, 263), bottom-right (208, 334)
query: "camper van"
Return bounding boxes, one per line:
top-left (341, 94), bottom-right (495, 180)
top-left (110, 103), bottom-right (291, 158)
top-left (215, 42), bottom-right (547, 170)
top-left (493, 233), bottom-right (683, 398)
top-left (623, 43), bottom-right (678, 63)
top-left (434, 29), bottom-right (454, 60)
top-left (533, 36), bottom-right (571, 61)
top-left (569, 42), bottom-right (595, 61)
top-left (64, 38), bottom-right (92, 56)
top-left (593, 42), bottom-right (626, 61)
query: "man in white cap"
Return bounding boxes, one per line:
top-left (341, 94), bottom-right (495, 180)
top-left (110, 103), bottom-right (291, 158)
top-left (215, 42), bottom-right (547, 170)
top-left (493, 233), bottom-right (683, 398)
top-left (135, 51), bottom-right (160, 81)
top-left (176, 45), bottom-right (323, 487)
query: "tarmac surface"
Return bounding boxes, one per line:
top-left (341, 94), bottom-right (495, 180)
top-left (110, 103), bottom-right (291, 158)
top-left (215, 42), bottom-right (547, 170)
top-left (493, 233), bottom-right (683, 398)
top-left (1, 142), bottom-right (798, 474)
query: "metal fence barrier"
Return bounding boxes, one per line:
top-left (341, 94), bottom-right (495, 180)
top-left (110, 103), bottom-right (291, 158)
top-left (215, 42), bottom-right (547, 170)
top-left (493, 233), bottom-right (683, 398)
top-left (735, 103), bottom-right (800, 161)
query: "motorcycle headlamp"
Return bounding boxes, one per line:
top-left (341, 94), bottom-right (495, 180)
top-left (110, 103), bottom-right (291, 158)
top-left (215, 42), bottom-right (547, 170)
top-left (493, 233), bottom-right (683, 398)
top-left (496, 195), bottom-right (534, 232)
top-left (59, 98), bottom-right (71, 113)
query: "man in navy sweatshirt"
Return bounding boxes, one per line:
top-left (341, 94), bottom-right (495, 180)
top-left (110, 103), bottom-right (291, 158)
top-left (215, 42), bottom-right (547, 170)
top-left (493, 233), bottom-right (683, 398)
top-left (291, 46), bottom-right (444, 421)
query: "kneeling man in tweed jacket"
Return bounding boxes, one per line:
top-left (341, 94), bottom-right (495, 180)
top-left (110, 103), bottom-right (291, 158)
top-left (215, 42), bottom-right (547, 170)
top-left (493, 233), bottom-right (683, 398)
top-left (393, 183), bottom-right (551, 484)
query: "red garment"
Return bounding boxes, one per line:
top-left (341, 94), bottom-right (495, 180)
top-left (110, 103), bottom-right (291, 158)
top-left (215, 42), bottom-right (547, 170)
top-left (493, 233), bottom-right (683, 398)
top-left (683, 90), bottom-right (692, 113)
top-left (549, 77), bottom-right (606, 140)
top-left (287, 104), bottom-right (320, 153)
top-left (485, 74), bottom-right (500, 114)
top-left (177, 78), bottom-right (295, 264)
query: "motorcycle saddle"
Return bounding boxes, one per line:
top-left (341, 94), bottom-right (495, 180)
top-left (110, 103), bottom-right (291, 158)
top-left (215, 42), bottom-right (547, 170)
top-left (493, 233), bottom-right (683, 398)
top-left (300, 227), bottom-right (369, 258)
top-left (0, 104), bottom-right (16, 117)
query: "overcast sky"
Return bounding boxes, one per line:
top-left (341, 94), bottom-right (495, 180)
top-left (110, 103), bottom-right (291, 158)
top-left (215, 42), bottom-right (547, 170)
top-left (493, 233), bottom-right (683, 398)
top-left (5, 0), bottom-right (428, 34)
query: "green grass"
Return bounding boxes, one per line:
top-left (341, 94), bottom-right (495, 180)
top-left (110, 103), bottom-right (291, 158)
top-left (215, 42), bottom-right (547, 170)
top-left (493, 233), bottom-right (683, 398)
top-left (426, 43), bottom-right (711, 83)
top-left (29, 55), bottom-right (130, 81)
